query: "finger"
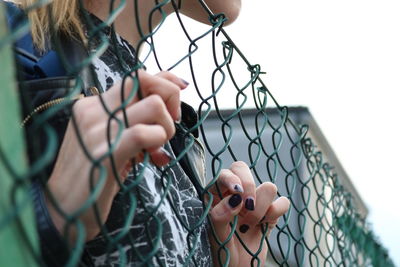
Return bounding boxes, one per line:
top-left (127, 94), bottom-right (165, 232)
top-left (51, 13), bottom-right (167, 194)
top-left (207, 169), bottom-right (244, 200)
top-left (238, 182), bottom-right (277, 233)
top-left (230, 161), bottom-right (256, 212)
top-left (139, 71), bottom-right (182, 121)
top-left (149, 147), bottom-right (173, 167)
top-left (111, 124), bottom-right (168, 170)
top-left (121, 94), bottom-right (176, 139)
top-left (155, 71), bottom-right (189, 89)
top-left (209, 194), bottom-right (243, 241)
top-left (101, 76), bottom-right (135, 111)
top-left (261, 196), bottom-right (290, 226)
top-left (91, 95), bottom-right (176, 147)
top-left (132, 148), bottom-right (172, 167)
top-left (104, 70), bottom-right (182, 121)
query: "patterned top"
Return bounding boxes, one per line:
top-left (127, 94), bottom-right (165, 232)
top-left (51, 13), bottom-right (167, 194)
top-left (82, 15), bottom-right (212, 266)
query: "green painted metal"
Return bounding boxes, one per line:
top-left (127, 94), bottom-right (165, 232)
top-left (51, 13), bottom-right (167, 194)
top-left (0, 3), bottom-right (39, 266)
top-left (336, 214), bottom-right (395, 267)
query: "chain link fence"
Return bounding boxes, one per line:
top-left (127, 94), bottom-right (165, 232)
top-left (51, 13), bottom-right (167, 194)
top-left (0, 0), bottom-right (395, 266)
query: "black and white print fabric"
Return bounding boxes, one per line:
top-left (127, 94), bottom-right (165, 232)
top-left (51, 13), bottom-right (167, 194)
top-left (83, 15), bottom-right (212, 266)
top-left (86, 15), bottom-right (137, 92)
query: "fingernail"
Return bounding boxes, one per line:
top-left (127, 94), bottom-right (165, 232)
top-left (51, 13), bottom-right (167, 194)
top-left (228, 194), bottom-right (242, 208)
top-left (233, 184), bottom-right (244, 193)
top-left (159, 147), bottom-right (172, 160)
top-left (175, 106), bottom-right (182, 124)
top-left (180, 78), bottom-right (189, 86)
top-left (239, 224), bottom-right (250, 233)
top-left (245, 197), bottom-right (255, 211)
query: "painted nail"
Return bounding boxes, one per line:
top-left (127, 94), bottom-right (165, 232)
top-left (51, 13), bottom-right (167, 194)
top-left (245, 197), bottom-right (255, 211)
top-left (239, 224), bottom-right (250, 233)
top-left (233, 184), bottom-right (244, 193)
top-left (228, 194), bottom-right (242, 208)
top-left (180, 78), bottom-right (190, 86)
top-left (159, 147), bottom-right (172, 160)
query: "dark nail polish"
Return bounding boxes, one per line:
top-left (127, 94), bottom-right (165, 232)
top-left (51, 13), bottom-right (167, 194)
top-left (245, 197), bottom-right (255, 211)
top-left (181, 78), bottom-right (190, 86)
top-left (233, 184), bottom-right (244, 193)
top-left (239, 224), bottom-right (250, 233)
top-left (228, 194), bottom-right (242, 208)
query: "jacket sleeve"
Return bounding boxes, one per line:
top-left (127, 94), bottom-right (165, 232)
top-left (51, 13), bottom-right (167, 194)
top-left (31, 182), bottom-right (70, 266)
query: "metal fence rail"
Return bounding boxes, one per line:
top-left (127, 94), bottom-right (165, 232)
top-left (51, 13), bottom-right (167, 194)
top-left (0, 4), bottom-right (39, 266)
top-left (0, 0), bottom-right (395, 266)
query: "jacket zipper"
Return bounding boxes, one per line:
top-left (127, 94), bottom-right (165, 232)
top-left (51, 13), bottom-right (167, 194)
top-left (21, 94), bottom-right (85, 127)
top-left (21, 86), bottom-right (100, 127)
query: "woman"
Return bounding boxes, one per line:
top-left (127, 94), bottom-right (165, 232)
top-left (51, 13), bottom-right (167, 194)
top-left (8, 0), bottom-right (290, 266)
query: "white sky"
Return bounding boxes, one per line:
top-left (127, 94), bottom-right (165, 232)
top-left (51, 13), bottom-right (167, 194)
top-left (230, 1), bottom-right (400, 264)
top-left (142, 0), bottom-right (400, 264)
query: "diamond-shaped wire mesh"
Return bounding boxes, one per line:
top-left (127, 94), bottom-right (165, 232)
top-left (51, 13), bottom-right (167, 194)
top-left (0, 0), bottom-right (395, 266)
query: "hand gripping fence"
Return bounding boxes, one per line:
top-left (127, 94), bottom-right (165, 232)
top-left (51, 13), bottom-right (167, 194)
top-left (0, 0), bottom-right (395, 266)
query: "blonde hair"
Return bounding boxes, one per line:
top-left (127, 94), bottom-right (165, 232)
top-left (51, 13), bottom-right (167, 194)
top-left (12, 0), bottom-right (86, 51)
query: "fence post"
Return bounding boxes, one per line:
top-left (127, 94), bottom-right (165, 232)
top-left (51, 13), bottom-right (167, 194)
top-left (0, 3), bottom-right (39, 266)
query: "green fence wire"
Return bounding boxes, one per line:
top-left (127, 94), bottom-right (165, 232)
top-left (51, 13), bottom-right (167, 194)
top-left (0, 0), bottom-right (395, 266)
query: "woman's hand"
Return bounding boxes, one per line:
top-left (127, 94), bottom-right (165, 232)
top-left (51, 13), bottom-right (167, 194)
top-left (45, 70), bottom-right (188, 243)
top-left (208, 161), bottom-right (290, 267)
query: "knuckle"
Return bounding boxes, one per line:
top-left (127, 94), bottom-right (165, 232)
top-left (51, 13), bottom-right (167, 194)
top-left (263, 182), bottom-right (278, 195)
top-left (130, 125), bottom-right (147, 145)
top-left (231, 160), bottom-right (248, 169)
top-left (92, 146), bottom-right (104, 159)
top-left (157, 72), bottom-right (181, 93)
top-left (169, 84), bottom-right (180, 95)
top-left (166, 127), bottom-right (175, 140)
top-left (146, 98), bottom-right (167, 119)
top-left (241, 179), bottom-right (255, 190)
top-left (72, 98), bottom-right (99, 128)
top-left (154, 126), bottom-right (168, 143)
top-left (148, 95), bottom-right (165, 112)
top-left (209, 208), bottom-right (222, 222)
top-left (158, 71), bottom-right (170, 78)
top-left (77, 110), bottom-right (91, 128)
top-left (219, 169), bottom-right (230, 178)
top-left (160, 130), bottom-right (168, 143)
top-left (86, 124), bottom-right (102, 140)
top-left (72, 98), bottom-right (87, 114)
top-left (159, 71), bottom-right (176, 81)
top-left (129, 124), bottom-right (169, 147)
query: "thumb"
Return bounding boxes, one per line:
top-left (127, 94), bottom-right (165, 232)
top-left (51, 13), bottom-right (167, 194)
top-left (209, 194), bottom-right (243, 241)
